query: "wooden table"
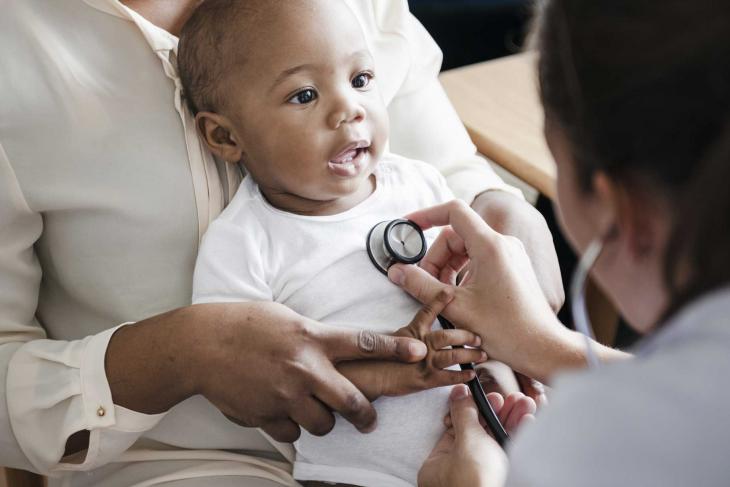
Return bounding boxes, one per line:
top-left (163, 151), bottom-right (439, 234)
top-left (439, 52), bottom-right (557, 200)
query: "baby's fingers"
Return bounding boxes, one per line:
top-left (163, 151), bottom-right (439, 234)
top-left (427, 328), bottom-right (482, 350)
top-left (431, 348), bottom-right (487, 369)
top-left (427, 369), bottom-right (476, 390)
top-left (406, 290), bottom-right (454, 337)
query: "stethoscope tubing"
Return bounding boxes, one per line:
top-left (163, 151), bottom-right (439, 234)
top-left (367, 219), bottom-right (510, 445)
top-left (437, 315), bottom-right (509, 446)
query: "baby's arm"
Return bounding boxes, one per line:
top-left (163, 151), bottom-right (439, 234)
top-left (338, 291), bottom-right (486, 401)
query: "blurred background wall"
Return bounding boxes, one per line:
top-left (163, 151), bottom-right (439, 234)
top-left (409, 0), bottom-right (532, 69)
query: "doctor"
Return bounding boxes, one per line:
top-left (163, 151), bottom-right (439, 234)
top-left (389, 0), bottom-right (730, 485)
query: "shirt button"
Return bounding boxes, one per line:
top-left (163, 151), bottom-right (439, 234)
top-left (97, 406), bottom-right (106, 417)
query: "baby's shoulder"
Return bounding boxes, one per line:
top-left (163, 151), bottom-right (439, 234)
top-left (378, 153), bottom-right (453, 202)
top-left (203, 178), bottom-right (270, 242)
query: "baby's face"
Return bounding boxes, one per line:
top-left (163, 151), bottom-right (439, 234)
top-left (220, 1), bottom-right (388, 214)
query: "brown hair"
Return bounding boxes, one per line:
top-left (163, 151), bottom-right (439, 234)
top-left (533, 0), bottom-right (730, 319)
top-left (178, 0), bottom-right (265, 115)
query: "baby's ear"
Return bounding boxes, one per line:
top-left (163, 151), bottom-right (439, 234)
top-left (195, 112), bottom-right (244, 163)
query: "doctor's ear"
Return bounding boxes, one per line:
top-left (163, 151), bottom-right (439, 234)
top-left (196, 112), bottom-right (244, 163)
top-left (592, 171), bottom-right (657, 258)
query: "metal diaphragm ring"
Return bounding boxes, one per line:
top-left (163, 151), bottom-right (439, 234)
top-left (366, 219), bottom-right (427, 275)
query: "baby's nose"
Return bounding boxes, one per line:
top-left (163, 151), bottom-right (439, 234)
top-left (328, 99), bottom-right (366, 129)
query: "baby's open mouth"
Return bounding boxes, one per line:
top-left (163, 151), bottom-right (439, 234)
top-left (328, 141), bottom-right (370, 177)
top-left (330, 147), bottom-right (366, 164)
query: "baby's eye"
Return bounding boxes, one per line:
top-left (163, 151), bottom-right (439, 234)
top-left (288, 88), bottom-right (318, 105)
top-left (352, 72), bottom-right (373, 89)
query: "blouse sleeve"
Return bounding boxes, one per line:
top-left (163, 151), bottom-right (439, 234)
top-left (374, 0), bottom-right (524, 203)
top-left (0, 143), bottom-right (166, 475)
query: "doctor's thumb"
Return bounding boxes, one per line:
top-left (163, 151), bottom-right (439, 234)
top-left (448, 384), bottom-right (483, 440)
top-left (388, 263), bottom-right (447, 305)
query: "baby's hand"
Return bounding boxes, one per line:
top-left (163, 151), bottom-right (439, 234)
top-left (444, 390), bottom-right (536, 435)
top-left (337, 291), bottom-right (486, 401)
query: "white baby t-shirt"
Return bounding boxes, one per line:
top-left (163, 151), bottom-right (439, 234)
top-left (192, 154), bottom-right (455, 487)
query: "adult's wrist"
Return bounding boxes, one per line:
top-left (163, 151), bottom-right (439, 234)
top-left (516, 318), bottom-right (585, 384)
top-left (522, 323), bottom-right (630, 384)
top-left (471, 189), bottom-right (527, 228)
top-left (105, 306), bottom-right (202, 414)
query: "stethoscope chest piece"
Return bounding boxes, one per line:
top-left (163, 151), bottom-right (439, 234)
top-left (367, 219), bottom-right (427, 275)
top-left (365, 217), bottom-right (510, 446)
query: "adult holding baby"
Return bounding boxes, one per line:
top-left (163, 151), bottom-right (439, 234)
top-left (386, 0), bottom-right (730, 485)
top-left (0, 0), bottom-right (561, 486)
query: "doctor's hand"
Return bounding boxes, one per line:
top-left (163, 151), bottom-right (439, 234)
top-left (418, 385), bottom-right (511, 487)
top-left (388, 200), bottom-right (569, 384)
top-left (472, 190), bottom-right (564, 313)
top-left (337, 291), bottom-right (485, 401)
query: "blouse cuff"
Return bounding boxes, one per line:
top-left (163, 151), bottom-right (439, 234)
top-left (7, 323), bottom-right (167, 475)
top-left (445, 163), bottom-right (525, 205)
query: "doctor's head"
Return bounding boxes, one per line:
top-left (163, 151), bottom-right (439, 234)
top-left (178, 0), bottom-right (388, 215)
top-left (534, 0), bottom-right (730, 331)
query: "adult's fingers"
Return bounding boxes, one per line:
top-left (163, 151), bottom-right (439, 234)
top-left (516, 372), bottom-right (548, 408)
top-left (406, 200), bottom-right (496, 251)
top-left (486, 391), bottom-right (505, 414)
top-left (289, 396), bottom-right (336, 436)
top-left (501, 393), bottom-right (537, 433)
top-left (317, 325), bottom-right (427, 363)
top-left (418, 226), bottom-right (469, 284)
top-left (311, 362), bottom-right (378, 433)
top-left (447, 384), bottom-right (484, 442)
top-left (388, 261), bottom-right (451, 306)
top-left (260, 418), bottom-right (301, 443)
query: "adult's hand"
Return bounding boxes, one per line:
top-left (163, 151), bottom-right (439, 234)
top-left (387, 200), bottom-right (582, 383)
top-left (105, 302), bottom-right (428, 445)
top-left (471, 190), bottom-right (564, 313)
top-left (417, 385), bottom-right (510, 487)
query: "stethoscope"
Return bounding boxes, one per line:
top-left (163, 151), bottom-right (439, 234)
top-left (366, 218), bottom-right (607, 447)
top-left (367, 219), bottom-right (510, 446)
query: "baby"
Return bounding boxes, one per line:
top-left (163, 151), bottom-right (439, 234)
top-left (180, 1), bottom-right (530, 485)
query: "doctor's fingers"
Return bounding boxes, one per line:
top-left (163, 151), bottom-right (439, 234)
top-left (515, 372), bottom-right (548, 408)
top-left (500, 393), bottom-right (537, 434)
top-left (447, 385), bottom-right (490, 443)
top-left (388, 261), bottom-right (452, 308)
top-left (310, 362), bottom-right (378, 433)
top-left (289, 396), bottom-right (336, 436)
top-left (418, 226), bottom-right (469, 284)
top-left (406, 200), bottom-right (498, 251)
top-left (316, 325), bottom-right (427, 363)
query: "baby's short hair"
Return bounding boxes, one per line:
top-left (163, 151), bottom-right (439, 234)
top-left (178, 0), bottom-right (265, 114)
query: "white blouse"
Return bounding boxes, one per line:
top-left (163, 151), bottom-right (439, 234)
top-left (0, 0), bottom-right (518, 485)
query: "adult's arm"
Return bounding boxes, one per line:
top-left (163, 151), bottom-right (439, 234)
top-left (388, 201), bottom-right (628, 383)
top-left (0, 143), bottom-right (174, 474)
top-left (367, 0), bottom-right (563, 311)
top-left (0, 143), bottom-right (427, 475)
